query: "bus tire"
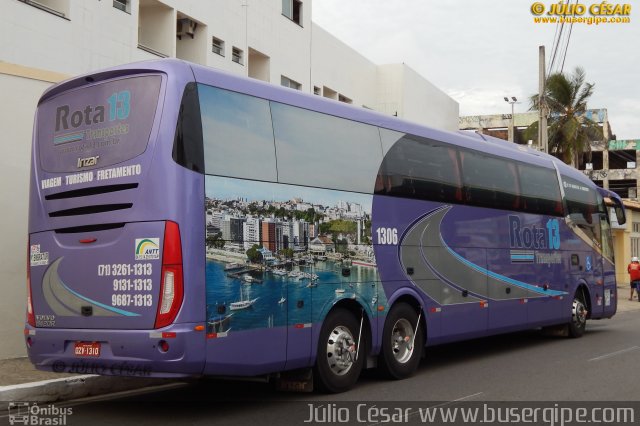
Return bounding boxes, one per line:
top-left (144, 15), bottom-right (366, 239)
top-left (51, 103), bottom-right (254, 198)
top-left (378, 303), bottom-right (424, 379)
top-left (314, 308), bottom-right (364, 393)
top-left (568, 292), bottom-right (587, 338)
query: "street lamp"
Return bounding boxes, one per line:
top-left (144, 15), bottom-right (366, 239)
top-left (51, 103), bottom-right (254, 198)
top-left (504, 96), bottom-right (519, 142)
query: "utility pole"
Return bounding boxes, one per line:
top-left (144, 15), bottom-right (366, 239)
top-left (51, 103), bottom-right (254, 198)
top-left (504, 97), bottom-right (518, 142)
top-left (538, 46), bottom-right (549, 153)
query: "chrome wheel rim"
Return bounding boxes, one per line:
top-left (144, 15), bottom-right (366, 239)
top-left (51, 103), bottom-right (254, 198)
top-left (326, 325), bottom-right (356, 376)
top-left (572, 299), bottom-right (587, 328)
top-left (391, 318), bottom-right (414, 364)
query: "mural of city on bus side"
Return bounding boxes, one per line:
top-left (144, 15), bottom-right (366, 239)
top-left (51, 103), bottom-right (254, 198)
top-left (204, 175), bottom-right (386, 335)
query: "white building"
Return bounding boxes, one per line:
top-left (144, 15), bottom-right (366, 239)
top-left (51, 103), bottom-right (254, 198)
top-left (0, 0), bottom-right (459, 358)
top-left (243, 216), bottom-right (261, 251)
top-left (292, 219), bottom-right (309, 250)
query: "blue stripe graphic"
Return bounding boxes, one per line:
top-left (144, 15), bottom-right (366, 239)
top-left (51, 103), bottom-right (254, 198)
top-left (59, 277), bottom-right (140, 317)
top-left (442, 237), bottom-right (567, 297)
top-left (54, 132), bottom-right (84, 145)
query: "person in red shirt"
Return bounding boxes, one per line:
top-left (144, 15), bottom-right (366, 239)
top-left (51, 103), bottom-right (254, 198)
top-left (627, 257), bottom-right (640, 301)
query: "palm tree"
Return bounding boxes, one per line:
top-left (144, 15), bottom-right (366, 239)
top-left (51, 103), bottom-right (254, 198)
top-left (525, 67), bottom-right (603, 167)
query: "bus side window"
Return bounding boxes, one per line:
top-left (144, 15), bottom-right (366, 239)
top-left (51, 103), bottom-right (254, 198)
top-left (376, 131), bottom-right (462, 204)
top-left (460, 150), bottom-right (519, 211)
top-left (199, 84), bottom-right (278, 182)
top-left (518, 164), bottom-right (563, 216)
top-left (271, 102), bottom-right (382, 193)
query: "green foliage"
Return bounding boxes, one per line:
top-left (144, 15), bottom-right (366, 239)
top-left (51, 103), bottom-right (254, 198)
top-left (246, 244), bottom-right (263, 263)
top-left (526, 67), bottom-right (603, 167)
top-left (206, 232), bottom-right (225, 249)
top-left (319, 219), bottom-right (357, 235)
top-left (334, 238), bottom-right (349, 254)
top-left (280, 248), bottom-right (294, 259)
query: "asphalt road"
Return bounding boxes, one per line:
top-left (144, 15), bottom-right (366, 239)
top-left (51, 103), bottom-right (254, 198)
top-left (25, 309), bottom-right (638, 426)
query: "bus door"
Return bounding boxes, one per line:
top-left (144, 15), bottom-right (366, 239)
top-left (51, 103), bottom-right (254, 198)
top-left (588, 250), bottom-right (604, 317)
top-left (600, 212), bottom-right (617, 317)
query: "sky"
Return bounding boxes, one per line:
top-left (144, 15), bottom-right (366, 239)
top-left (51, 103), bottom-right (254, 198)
top-left (312, 0), bottom-right (639, 140)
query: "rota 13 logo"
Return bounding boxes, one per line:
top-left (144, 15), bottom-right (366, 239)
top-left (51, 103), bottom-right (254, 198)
top-left (55, 91), bottom-right (131, 131)
top-left (509, 216), bottom-right (560, 250)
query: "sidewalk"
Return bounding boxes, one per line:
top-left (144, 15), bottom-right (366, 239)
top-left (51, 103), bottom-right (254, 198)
top-left (1, 286), bottom-right (639, 408)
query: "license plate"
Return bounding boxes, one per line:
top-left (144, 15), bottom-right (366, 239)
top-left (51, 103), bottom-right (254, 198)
top-left (74, 342), bottom-right (101, 357)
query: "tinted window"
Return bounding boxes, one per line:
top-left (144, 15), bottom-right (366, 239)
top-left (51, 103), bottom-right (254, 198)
top-left (199, 84), bottom-right (277, 181)
top-left (173, 83), bottom-right (204, 173)
top-left (518, 164), bottom-right (563, 216)
top-left (562, 175), bottom-right (601, 242)
top-left (376, 130), bottom-right (462, 203)
top-left (270, 102), bottom-right (382, 193)
top-left (461, 150), bottom-right (519, 211)
top-left (38, 75), bottom-right (162, 173)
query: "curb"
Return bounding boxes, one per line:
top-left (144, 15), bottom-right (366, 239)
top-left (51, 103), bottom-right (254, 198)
top-left (0, 375), bottom-right (172, 411)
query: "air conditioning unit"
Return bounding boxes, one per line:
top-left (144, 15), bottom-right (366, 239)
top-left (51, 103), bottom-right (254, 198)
top-left (585, 163), bottom-right (593, 170)
top-left (177, 18), bottom-right (197, 39)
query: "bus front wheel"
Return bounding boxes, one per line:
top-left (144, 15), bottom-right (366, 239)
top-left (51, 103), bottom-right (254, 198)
top-left (378, 303), bottom-right (424, 379)
top-left (569, 293), bottom-right (588, 338)
top-left (314, 308), bottom-right (364, 393)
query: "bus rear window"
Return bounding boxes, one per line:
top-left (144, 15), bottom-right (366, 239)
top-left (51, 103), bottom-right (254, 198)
top-left (37, 75), bottom-right (162, 173)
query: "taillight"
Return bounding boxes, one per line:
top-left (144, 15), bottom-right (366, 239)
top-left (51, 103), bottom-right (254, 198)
top-left (26, 241), bottom-right (35, 327)
top-left (154, 221), bottom-right (184, 329)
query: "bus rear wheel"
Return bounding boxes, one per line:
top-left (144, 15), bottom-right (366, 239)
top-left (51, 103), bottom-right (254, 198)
top-left (378, 303), bottom-right (424, 379)
top-left (569, 293), bottom-right (588, 338)
top-left (314, 308), bottom-right (364, 393)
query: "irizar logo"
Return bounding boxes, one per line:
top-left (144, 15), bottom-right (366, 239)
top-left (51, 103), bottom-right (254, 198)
top-left (77, 155), bottom-right (99, 168)
top-left (135, 238), bottom-right (160, 260)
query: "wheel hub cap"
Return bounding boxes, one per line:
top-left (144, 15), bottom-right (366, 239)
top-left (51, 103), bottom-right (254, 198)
top-left (391, 318), bottom-right (415, 364)
top-left (572, 300), bottom-right (587, 327)
top-left (326, 326), bottom-right (356, 376)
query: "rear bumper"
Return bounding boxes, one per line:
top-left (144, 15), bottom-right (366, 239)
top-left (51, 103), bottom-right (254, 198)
top-left (24, 323), bottom-right (205, 378)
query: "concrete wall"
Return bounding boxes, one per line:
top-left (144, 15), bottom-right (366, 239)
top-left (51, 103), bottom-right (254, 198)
top-left (612, 205), bottom-right (637, 286)
top-left (0, 64), bottom-right (67, 358)
top-left (311, 25), bottom-right (377, 109)
top-left (377, 64), bottom-right (460, 131)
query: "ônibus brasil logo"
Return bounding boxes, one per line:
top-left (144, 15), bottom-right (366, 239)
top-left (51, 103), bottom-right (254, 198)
top-left (135, 238), bottom-right (160, 260)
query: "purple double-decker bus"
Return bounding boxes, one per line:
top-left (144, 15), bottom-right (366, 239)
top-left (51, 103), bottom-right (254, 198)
top-left (26, 59), bottom-right (626, 392)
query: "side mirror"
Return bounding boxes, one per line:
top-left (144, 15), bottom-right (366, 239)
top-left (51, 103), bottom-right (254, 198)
top-left (610, 197), bottom-right (626, 225)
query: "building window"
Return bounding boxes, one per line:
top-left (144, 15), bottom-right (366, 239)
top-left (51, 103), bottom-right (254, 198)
top-left (113, 0), bottom-right (130, 13)
top-left (18, 0), bottom-right (69, 18)
top-left (338, 94), bottom-right (352, 104)
top-left (313, 86), bottom-right (321, 96)
top-left (232, 47), bottom-right (244, 65)
top-left (281, 76), bottom-right (301, 91)
top-left (212, 37), bottom-right (225, 56)
top-left (282, 0), bottom-right (302, 25)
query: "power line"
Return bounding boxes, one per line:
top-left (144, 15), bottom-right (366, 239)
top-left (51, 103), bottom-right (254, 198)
top-left (559, 0), bottom-right (577, 73)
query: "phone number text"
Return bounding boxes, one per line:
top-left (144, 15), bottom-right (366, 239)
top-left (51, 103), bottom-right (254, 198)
top-left (98, 263), bottom-right (152, 277)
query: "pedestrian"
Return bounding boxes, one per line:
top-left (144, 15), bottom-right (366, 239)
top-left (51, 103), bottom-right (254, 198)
top-left (627, 256), bottom-right (640, 301)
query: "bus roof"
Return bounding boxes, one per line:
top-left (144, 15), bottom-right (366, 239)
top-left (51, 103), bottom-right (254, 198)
top-left (39, 58), bottom-right (606, 193)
